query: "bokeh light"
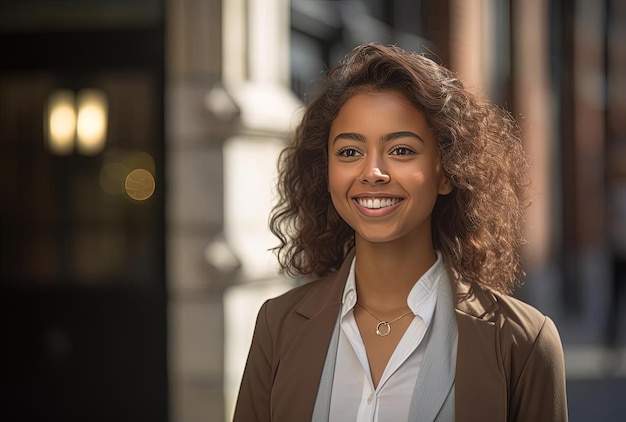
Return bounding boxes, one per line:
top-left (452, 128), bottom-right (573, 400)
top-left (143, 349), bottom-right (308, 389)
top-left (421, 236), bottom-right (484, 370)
top-left (125, 168), bottom-right (156, 201)
top-left (45, 90), bottom-right (76, 155)
top-left (76, 89), bottom-right (108, 156)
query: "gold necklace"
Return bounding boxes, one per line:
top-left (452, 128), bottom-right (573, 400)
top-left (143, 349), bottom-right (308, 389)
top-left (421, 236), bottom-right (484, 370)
top-left (356, 303), bottom-right (414, 337)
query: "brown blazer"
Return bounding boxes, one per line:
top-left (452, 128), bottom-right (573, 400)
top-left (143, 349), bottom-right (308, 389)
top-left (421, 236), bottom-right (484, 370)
top-left (233, 253), bottom-right (568, 421)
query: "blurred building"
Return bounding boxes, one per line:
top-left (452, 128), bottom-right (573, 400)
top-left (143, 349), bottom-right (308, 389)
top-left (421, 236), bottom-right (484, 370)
top-left (0, 0), bottom-right (624, 421)
top-left (0, 0), bottom-right (168, 421)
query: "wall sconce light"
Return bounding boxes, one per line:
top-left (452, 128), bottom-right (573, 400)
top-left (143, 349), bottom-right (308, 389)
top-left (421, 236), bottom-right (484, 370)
top-left (45, 90), bottom-right (76, 155)
top-left (45, 88), bottom-right (108, 156)
top-left (76, 89), bottom-right (108, 155)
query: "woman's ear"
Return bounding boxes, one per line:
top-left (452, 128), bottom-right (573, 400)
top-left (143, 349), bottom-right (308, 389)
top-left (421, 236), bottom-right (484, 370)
top-left (438, 175), bottom-right (453, 195)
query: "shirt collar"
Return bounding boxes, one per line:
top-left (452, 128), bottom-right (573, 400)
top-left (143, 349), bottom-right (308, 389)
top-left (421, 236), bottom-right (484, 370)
top-left (340, 251), bottom-right (446, 326)
top-left (341, 257), bottom-right (358, 318)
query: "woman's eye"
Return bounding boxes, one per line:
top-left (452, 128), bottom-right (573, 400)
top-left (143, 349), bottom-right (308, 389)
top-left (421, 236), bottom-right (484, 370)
top-left (390, 146), bottom-right (415, 156)
top-left (336, 148), bottom-right (362, 158)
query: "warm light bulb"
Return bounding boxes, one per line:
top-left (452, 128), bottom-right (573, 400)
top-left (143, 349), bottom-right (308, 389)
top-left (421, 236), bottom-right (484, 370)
top-left (45, 90), bottom-right (76, 155)
top-left (76, 89), bottom-right (108, 155)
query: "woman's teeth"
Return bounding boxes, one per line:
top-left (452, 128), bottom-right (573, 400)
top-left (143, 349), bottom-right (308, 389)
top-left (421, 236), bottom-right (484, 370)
top-left (357, 198), bottom-right (401, 209)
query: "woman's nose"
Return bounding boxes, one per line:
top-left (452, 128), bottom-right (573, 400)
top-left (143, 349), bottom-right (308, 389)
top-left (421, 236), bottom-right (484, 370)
top-left (361, 166), bottom-right (390, 185)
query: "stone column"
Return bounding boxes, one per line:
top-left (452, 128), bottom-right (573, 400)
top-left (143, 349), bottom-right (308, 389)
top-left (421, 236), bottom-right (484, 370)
top-left (166, 0), bottom-right (301, 420)
top-left (166, 0), bottom-right (231, 420)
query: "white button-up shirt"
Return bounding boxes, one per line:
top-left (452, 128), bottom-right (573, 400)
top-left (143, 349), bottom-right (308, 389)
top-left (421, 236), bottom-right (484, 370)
top-left (328, 253), bottom-right (445, 422)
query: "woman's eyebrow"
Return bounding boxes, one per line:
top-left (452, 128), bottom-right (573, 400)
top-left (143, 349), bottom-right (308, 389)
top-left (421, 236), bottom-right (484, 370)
top-left (382, 131), bottom-right (425, 143)
top-left (332, 131), bottom-right (424, 144)
top-left (331, 132), bottom-right (365, 144)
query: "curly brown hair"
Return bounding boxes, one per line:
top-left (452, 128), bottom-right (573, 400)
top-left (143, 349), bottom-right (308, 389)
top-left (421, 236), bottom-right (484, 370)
top-left (270, 43), bottom-right (530, 294)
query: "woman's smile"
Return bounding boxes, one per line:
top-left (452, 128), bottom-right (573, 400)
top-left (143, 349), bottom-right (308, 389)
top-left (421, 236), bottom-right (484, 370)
top-left (354, 196), bottom-right (403, 209)
top-left (352, 195), bottom-right (405, 218)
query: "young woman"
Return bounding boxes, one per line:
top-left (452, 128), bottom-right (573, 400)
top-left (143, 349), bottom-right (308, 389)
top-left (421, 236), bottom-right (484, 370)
top-left (233, 44), bottom-right (567, 422)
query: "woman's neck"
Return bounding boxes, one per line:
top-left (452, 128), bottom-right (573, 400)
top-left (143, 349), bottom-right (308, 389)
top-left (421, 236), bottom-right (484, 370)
top-left (353, 238), bottom-right (437, 312)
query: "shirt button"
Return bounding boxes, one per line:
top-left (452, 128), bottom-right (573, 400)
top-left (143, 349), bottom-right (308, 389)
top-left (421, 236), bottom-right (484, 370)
top-left (367, 395), bottom-right (373, 404)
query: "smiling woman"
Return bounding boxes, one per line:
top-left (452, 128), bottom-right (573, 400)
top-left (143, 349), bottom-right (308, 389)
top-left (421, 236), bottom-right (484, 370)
top-left (233, 44), bottom-right (567, 422)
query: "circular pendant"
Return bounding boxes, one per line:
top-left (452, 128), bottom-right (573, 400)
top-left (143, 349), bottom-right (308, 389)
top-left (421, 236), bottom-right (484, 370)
top-left (376, 321), bottom-right (391, 337)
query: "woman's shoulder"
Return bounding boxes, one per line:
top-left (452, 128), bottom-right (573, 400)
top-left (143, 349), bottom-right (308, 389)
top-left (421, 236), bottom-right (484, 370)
top-left (456, 281), bottom-right (566, 404)
top-left (492, 290), bottom-right (548, 333)
top-left (468, 283), bottom-right (564, 366)
top-left (491, 289), bottom-right (561, 348)
top-left (457, 281), bottom-right (562, 351)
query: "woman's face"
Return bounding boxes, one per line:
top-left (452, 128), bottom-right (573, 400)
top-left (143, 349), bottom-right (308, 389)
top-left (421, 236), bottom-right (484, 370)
top-left (327, 90), bottom-right (451, 247)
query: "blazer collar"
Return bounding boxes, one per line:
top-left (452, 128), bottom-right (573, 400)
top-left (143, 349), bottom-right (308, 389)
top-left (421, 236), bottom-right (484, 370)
top-left (295, 248), bottom-right (355, 319)
top-left (451, 272), bottom-right (499, 321)
top-left (296, 249), bottom-right (498, 320)
top-left (294, 250), bottom-right (502, 323)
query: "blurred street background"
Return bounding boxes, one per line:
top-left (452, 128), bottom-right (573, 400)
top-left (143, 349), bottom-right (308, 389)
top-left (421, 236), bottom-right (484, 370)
top-left (0, 0), bottom-right (625, 421)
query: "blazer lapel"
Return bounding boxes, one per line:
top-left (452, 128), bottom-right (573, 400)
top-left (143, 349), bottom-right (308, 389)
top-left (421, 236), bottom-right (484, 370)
top-left (408, 269), bottom-right (458, 421)
top-left (270, 252), bottom-right (353, 421)
top-left (453, 280), bottom-right (508, 422)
